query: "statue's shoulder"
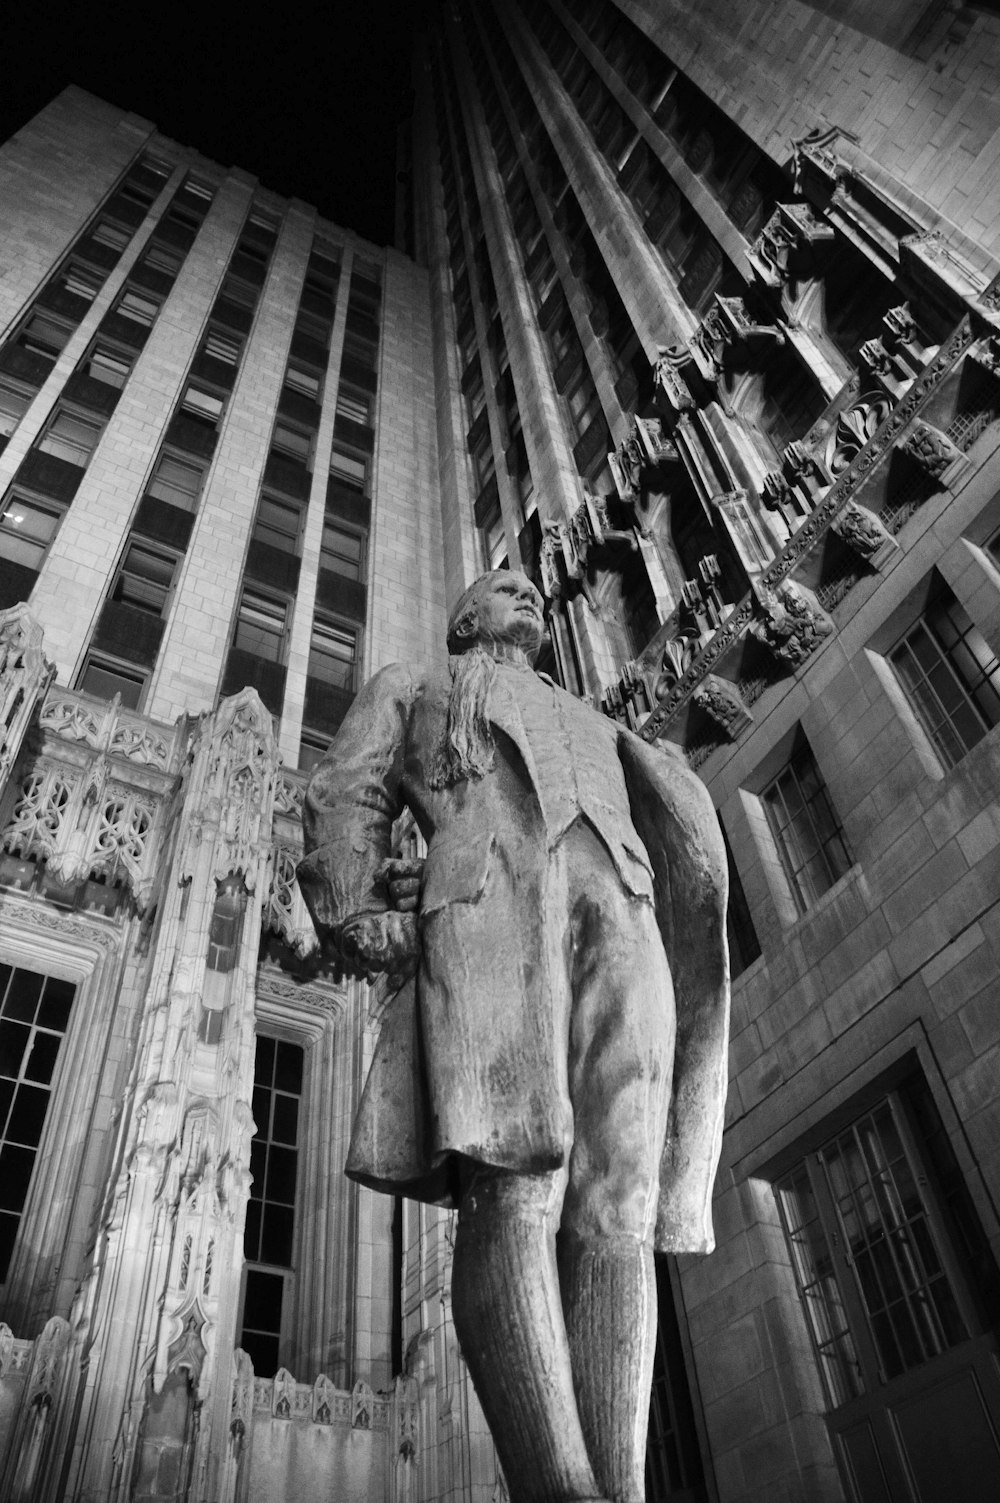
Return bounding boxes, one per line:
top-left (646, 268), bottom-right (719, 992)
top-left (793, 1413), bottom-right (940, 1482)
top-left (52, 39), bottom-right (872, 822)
top-left (362, 659), bottom-right (447, 706)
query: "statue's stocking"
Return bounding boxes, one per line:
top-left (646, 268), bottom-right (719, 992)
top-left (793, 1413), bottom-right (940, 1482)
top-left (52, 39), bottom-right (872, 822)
top-left (557, 1234), bottom-right (657, 1503)
top-left (451, 1171), bottom-right (602, 1503)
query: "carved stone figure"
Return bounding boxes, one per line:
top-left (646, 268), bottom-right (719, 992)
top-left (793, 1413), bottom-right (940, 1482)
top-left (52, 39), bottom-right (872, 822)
top-left (299, 570), bottom-right (730, 1503)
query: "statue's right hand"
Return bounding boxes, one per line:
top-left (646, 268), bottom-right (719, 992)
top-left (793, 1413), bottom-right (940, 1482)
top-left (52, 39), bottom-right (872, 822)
top-left (383, 856), bottom-right (425, 913)
top-left (339, 911), bottom-right (420, 987)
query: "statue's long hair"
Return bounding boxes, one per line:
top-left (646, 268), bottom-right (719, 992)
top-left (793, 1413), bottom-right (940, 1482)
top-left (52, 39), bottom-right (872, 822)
top-left (430, 645), bottom-right (499, 789)
top-left (430, 572), bottom-right (519, 789)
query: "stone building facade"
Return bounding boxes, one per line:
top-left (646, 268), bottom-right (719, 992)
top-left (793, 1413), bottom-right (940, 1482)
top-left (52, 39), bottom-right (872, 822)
top-left (2, 2), bottom-right (1000, 1501)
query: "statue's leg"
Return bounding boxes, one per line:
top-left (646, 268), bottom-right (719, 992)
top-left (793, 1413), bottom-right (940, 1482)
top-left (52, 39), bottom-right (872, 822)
top-left (559, 834), bottom-right (675, 1503)
top-left (451, 1166), bottom-right (604, 1503)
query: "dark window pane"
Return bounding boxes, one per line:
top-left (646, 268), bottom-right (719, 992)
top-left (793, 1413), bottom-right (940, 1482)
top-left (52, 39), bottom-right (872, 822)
top-left (241, 1330), bottom-right (280, 1378)
top-left (8, 1084), bottom-right (49, 1145)
top-left (265, 1145), bottom-right (297, 1204)
top-left (0, 1212), bottom-right (17, 1279)
top-left (249, 1140), bottom-right (267, 1194)
top-left (242, 1268), bottom-right (285, 1331)
top-left (24, 1032), bottom-right (61, 1086)
top-left (244, 1198), bottom-right (262, 1262)
top-left (271, 1093), bottom-right (299, 1145)
top-left (4, 969), bottom-right (43, 1023)
top-left (275, 1041), bottom-right (303, 1094)
top-left (261, 1203), bottom-right (295, 1266)
top-left (0, 1144), bottom-right (36, 1210)
top-left (38, 977), bottom-right (74, 1031)
top-left (254, 1035), bottom-right (275, 1085)
top-left (0, 1021), bottom-right (29, 1079)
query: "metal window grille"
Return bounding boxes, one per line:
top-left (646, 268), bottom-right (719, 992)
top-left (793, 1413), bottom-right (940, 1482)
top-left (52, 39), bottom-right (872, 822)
top-left (776, 1092), bottom-right (980, 1411)
top-left (761, 739), bottom-right (851, 913)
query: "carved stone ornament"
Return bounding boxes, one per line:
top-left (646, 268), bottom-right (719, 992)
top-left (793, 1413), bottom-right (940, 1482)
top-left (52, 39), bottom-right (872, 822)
top-left (609, 416), bottom-right (677, 502)
top-left (826, 390), bottom-right (894, 475)
top-left (539, 520), bottom-right (567, 601)
top-left (297, 569), bottom-right (730, 1503)
top-left (0, 605), bottom-right (55, 789)
top-left (176, 688), bottom-right (280, 891)
top-left (752, 582), bottom-right (833, 668)
top-left (831, 503), bottom-right (898, 565)
top-left (313, 1372), bottom-right (338, 1425)
top-left (971, 335), bottom-right (1000, 375)
top-left (266, 844), bottom-right (321, 957)
top-left (693, 675), bottom-right (753, 739)
top-left (748, 202), bottom-right (834, 288)
top-left (352, 1379), bottom-right (374, 1430)
top-left (791, 124), bottom-right (845, 191)
top-left (40, 688), bottom-right (177, 772)
top-left (231, 1349), bottom-right (255, 1441)
top-left (652, 345), bottom-right (697, 412)
top-left (899, 419), bottom-right (969, 483)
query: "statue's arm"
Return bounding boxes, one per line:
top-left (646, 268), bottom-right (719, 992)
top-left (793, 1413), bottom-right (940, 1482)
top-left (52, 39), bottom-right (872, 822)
top-left (298, 662), bottom-right (418, 966)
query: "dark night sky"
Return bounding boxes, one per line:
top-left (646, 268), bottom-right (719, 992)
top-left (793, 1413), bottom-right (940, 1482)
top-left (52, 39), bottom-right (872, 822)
top-left (1, 1), bottom-right (423, 248)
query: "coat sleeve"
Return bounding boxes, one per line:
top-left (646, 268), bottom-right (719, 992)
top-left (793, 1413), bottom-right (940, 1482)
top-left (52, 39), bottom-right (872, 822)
top-left (617, 730), bottom-right (730, 1255)
top-left (297, 662), bottom-right (418, 947)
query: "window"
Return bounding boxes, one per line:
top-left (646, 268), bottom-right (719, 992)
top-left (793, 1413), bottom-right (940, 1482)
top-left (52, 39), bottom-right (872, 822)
top-left (481, 500), bottom-right (507, 570)
top-left (329, 445), bottom-right (368, 493)
top-left (271, 422), bottom-right (312, 463)
top-left (308, 615), bottom-right (358, 689)
top-left (0, 381), bottom-right (31, 437)
top-left (147, 452), bottom-right (205, 513)
top-left (720, 822), bottom-right (761, 977)
top-left (775, 1081), bottom-right (1000, 1496)
top-left (0, 965), bottom-right (76, 1280)
top-left (0, 493), bottom-right (65, 570)
top-left (90, 219), bottom-right (132, 253)
top-left (77, 652), bottom-right (147, 709)
top-left (320, 519), bottom-right (365, 580)
top-left (180, 385), bottom-right (225, 428)
top-left (218, 274), bottom-right (258, 310)
top-left (16, 311), bottom-right (72, 359)
top-left (115, 288), bottom-right (161, 326)
top-left (298, 729), bottom-right (328, 772)
top-left (111, 541), bottom-right (177, 616)
top-left (889, 582), bottom-right (1000, 770)
top-left (84, 345), bottom-right (133, 389)
top-left (566, 373), bottom-right (601, 436)
top-left (252, 495), bottom-right (302, 555)
top-left (761, 735), bottom-right (851, 914)
top-left (336, 387), bottom-right (373, 426)
top-left (341, 329), bottom-right (377, 370)
top-left (471, 439), bottom-right (496, 493)
top-left (284, 365), bottom-right (321, 400)
top-left (59, 263), bottom-right (103, 302)
top-left (240, 1036), bottom-right (304, 1375)
top-left (202, 329), bottom-right (243, 366)
top-left (234, 589), bottom-right (288, 662)
top-left (294, 308), bottom-right (332, 344)
top-left (37, 410), bottom-right (103, 467)
top-left (141, 241), bottom-right (185, 277)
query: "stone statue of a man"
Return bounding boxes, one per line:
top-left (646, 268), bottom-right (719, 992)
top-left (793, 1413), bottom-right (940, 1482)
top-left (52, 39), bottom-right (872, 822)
top-left (299, 570), bottom-right (729, 1503)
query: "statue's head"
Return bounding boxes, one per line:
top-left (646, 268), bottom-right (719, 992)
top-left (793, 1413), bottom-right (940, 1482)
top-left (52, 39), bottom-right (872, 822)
top-left (446, 570), bottom-right (544, 660)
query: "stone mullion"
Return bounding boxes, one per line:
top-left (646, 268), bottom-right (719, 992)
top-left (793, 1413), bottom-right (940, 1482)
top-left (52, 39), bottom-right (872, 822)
top-left (498, 0), bottom-right (698, 362)
top-left (280, 240), bottom-right (350, 763)
top-left (467, 4), bottom-right (628, 447)
top-left (437, 31), bottom-right (526, 565)
top-left (446, 11), bottom-right (585, 537)
top-left (412, 38), bottom-right (480, 603)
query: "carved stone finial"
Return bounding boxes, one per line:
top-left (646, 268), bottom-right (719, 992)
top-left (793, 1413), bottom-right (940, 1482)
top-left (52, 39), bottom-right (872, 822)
top-left (693, 675), bottom-right (753, 739)
top-left (831, 503), bottom-right (898, 567)
top-left (752, 583), bottom-right (833, 668)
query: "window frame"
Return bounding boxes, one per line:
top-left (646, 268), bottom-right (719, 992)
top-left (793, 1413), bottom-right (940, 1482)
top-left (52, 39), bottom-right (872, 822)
top-left (758, 731), bottom-right (852, 917)
top-left (36, 407), bottom-right (105, 468)
top-left (328, 444), bottom-right (370, 495)
top-left (307, 612), bottom-right (360, 691)
top-left (146, 450), bottom-right (207, 514)
top-left (76, 651), bottom-right (150, 710)
top-left (319, 517), bottom-right (366, 581)
top-left (232, 586), bottom-right (290, 665)
top-left (0, 491), bottom-right (67, 572)
top-left (109, 538), bottom-right (180, 619)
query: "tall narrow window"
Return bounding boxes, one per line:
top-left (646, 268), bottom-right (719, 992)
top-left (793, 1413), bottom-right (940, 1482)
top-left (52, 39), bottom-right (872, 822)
top-left (761, 735), bottom-right (851, 913)
top-left (775, 1083), bottom-right (1000, 1498)
top-left (0, 382), bottom-right (31, 437)
top-left (0, 493), bottom-right (66, 571)
top-left (240, 1036), bottom-right (304, 1376)
top-left (319, 519), bottom-right (365, 580)
top-left (0, 965), bottom-right (76, 1280)
top-left (889, 581), bottom-right (1000, 770)
top-left (720, 823), bottom-right (761, 977)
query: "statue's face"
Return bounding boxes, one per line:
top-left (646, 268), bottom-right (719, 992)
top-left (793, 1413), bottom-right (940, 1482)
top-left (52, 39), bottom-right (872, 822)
top-left (470, 571), bottom-right (544, 655)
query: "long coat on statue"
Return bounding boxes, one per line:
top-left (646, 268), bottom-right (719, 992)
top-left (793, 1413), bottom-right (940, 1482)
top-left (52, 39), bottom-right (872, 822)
top-left (298, 656), bottom-right (730, 1255)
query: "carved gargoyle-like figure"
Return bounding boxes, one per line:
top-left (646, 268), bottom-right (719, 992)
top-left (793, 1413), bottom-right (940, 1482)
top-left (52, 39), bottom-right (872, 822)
top-left (753, 582), bottom-right (833, 668)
